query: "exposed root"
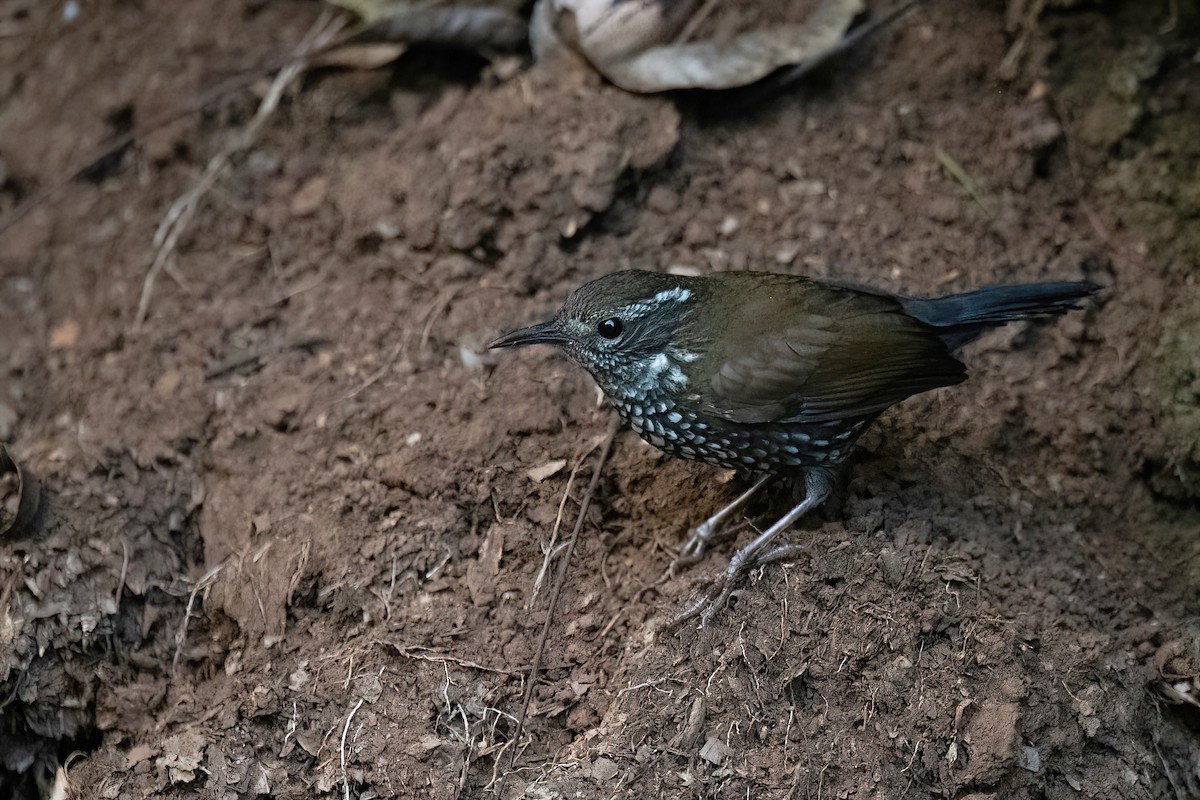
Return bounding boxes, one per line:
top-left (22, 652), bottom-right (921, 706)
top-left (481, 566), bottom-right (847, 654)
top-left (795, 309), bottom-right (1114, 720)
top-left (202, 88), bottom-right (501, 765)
top-left (339, 697), bottom-right (365, 800)
top-left (172, 564), bottom-right (224, 675)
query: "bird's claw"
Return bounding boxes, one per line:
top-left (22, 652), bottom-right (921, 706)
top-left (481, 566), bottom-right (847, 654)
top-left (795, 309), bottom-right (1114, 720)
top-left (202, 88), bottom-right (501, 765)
top-left (670, 544), bottom-right (809, 628)
top-left (670, 577), bottom-right (732, 628)
top-left (679, 520), bottom-right (718, 560)
top-left (668, 525), bottom-right (713, 577)
top-left (670, 472), bottom-right (830, 628)
top-left (670, 558), bottom-right (750, 628)
top-left (669, 518), bottom-right (737, 577)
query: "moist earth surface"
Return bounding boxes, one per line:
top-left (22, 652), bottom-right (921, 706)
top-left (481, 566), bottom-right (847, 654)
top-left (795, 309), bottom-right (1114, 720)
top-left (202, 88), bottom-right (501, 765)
top-left (1, 1), bottom-right (1198, 798)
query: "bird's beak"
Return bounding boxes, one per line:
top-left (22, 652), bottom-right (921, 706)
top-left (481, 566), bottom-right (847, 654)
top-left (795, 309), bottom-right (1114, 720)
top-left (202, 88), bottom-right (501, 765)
top-left (488, 318), bottom-right (565, 349)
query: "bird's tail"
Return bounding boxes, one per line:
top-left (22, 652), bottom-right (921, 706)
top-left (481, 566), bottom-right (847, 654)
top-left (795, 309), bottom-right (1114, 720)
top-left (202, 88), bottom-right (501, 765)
top-left (902, 281), bottom-right (1099, 349)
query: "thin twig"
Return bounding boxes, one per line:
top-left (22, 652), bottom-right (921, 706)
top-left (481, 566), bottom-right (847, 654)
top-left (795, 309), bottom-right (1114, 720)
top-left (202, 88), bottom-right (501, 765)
top-left (380, 642), bottom-right (524, 677)
top-left (340, 697), bottom-right (365, 800)
top-left (419, 285), bottom-right (464, 353)
top-left (172, 564), bottom-right (224, 675)
top-left (935, 147), bottom-right (995, 217)
top-left (133, 11), bottom-right (346, 330)
top-left (674, 0), bottom-right (720, 44)
top-left (501, 417), bottom-right (619, 793)
top-left (113, 539), bottom-right (129, 611)
top-left (529, 436), bottom-right (604, 605)
top-left (203, 335), bottom-right (330, 380)
top-left (343, 339), bottom-right (405, 400)
top-left (766, 0), bottom-right (926, 93)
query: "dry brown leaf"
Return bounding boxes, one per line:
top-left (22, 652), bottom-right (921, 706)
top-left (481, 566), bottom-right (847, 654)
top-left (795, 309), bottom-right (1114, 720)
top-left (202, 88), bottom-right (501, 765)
top-left (0, 444), bottom-right (42, 538)
top-left (312, 42), bottom-right (408, 69)
top-left (535, 0), bottom-right (870, 92)
top-left (330, 0), bottom-right (528, 49)
top-left (526, 458), bottom-right (567, 482)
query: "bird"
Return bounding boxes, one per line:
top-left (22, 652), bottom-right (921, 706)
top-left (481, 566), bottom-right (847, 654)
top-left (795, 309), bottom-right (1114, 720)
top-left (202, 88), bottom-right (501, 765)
top-left (490, 269), bottom-right (1098, 625)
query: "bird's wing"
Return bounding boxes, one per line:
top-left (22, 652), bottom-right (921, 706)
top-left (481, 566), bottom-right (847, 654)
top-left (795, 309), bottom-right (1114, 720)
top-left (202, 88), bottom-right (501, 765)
top-left (704, 309), bottom-right (967, 424)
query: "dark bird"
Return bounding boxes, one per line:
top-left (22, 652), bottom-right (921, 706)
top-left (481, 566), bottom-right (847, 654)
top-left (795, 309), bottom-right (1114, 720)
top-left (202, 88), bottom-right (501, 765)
top-left (490, 269), bottom-right (1097, 625)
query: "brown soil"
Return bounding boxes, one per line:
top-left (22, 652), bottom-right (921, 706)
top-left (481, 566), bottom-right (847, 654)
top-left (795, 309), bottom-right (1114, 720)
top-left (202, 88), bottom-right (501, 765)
top-left (2, 1), bottom-right (1199, 799)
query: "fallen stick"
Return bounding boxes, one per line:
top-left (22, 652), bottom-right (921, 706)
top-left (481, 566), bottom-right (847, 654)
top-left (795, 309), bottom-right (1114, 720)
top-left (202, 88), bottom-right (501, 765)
top-left (502, 417), bottom-right (619, 791)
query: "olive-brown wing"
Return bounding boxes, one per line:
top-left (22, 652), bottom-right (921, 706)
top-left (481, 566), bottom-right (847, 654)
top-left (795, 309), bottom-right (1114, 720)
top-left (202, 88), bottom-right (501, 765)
top-left (704, 309), bottom-right (967, 424)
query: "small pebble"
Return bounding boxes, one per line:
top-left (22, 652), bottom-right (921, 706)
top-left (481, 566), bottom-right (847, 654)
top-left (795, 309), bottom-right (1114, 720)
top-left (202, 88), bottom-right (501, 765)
top-left (880, 548), bottom-right (905, 587)
top-left (290, 175), bottom-right (328, 217)
top-left (591, 757), bottom-right (619, 781)
top-left (49, 319), bottom-right (80, 350)
top-left (793, 179), bottom-right (826, 197)
top-left (647, 186), bottom-right (679, 214)
top-left (774, 241), bottom-right (801, 265)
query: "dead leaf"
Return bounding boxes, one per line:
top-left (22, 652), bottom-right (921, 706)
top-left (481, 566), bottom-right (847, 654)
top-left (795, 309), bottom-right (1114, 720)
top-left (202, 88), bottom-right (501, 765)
top-left (465, 523), bottom-right (508, 605)
top-left (313, 41), bottom-right (408, 69)
top-left (535, 0), bottom-right (874, 92)
top-left (326, 0), bottom-right (394, 25)
top-left (156, 730), bottom-right (207, 784)
top-left (329, 0), bottom-right (528, 49)
top-left (699, 735), bottom-right (731, 765)
top-left (363, 4), bottom-right (527, 49)
top-left (125, 743), bottom-right (158, 770)
top-left (295, 730), bottom-right (323, 757)
top-left (591, 757), bottom-right (619, 781)
top-left (526, 458), bottom-right (567, 482)
top-left (0, 444), bottom-right (41, 538)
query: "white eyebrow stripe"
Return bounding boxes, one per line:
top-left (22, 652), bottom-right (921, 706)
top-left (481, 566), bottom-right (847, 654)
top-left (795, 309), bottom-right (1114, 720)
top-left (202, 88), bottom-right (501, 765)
top-left (618, 287), bottom-right (693, 319)
top-left (650, 287), bottom-right (692, 305)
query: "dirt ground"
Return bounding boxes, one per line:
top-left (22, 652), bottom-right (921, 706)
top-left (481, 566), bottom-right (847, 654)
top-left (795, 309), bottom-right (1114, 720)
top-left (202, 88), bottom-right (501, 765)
top-left (2, 1), bottom-right (1199, 798)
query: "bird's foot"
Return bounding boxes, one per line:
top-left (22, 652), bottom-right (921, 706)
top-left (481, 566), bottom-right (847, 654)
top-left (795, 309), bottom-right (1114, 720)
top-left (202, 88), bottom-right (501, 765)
top-left (670, 543), bottom-right (810, 628)
top-left (670, 573), bottom-right (735, 628)
top-left (669, 470), bottom-right (832, 629)
top-left (669, 475), bottom-right (774, 578)
top-left (669, 518), bottom-right (732, 577)
top-left (670, 544), bottom-right (757, 628)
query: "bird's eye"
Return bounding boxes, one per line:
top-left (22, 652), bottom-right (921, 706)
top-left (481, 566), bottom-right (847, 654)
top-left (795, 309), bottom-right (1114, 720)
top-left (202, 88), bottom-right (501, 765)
top-left (596, 317), bottom-right (624, 340)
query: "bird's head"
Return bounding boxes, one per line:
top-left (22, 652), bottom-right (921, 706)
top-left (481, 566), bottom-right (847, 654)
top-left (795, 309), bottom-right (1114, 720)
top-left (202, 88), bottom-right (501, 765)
top-left (489, 270), bottom-right (702, 401)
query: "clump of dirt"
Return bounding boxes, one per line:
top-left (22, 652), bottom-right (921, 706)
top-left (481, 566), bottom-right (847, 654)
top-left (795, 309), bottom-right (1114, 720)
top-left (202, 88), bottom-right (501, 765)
top-left (1, 0), bottom-right (1198, 798)
top-left (0, 470), bottom-right (18, 531)
top-left (1150, 314), bottom-right (1200, 503)
top-left (1050, 5), bottom-right (1200, 505)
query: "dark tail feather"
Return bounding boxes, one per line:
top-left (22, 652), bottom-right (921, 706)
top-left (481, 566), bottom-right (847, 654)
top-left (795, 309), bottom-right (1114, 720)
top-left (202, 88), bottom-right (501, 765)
top-left (903, 281), bottom-right (1099, 349)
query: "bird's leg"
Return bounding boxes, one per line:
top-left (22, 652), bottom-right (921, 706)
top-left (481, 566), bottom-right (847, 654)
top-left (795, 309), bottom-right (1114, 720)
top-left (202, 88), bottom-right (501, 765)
top-left (672, 468), bottom-right (834, 628)
top-left (674, 474), bottom-right (775, 570)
